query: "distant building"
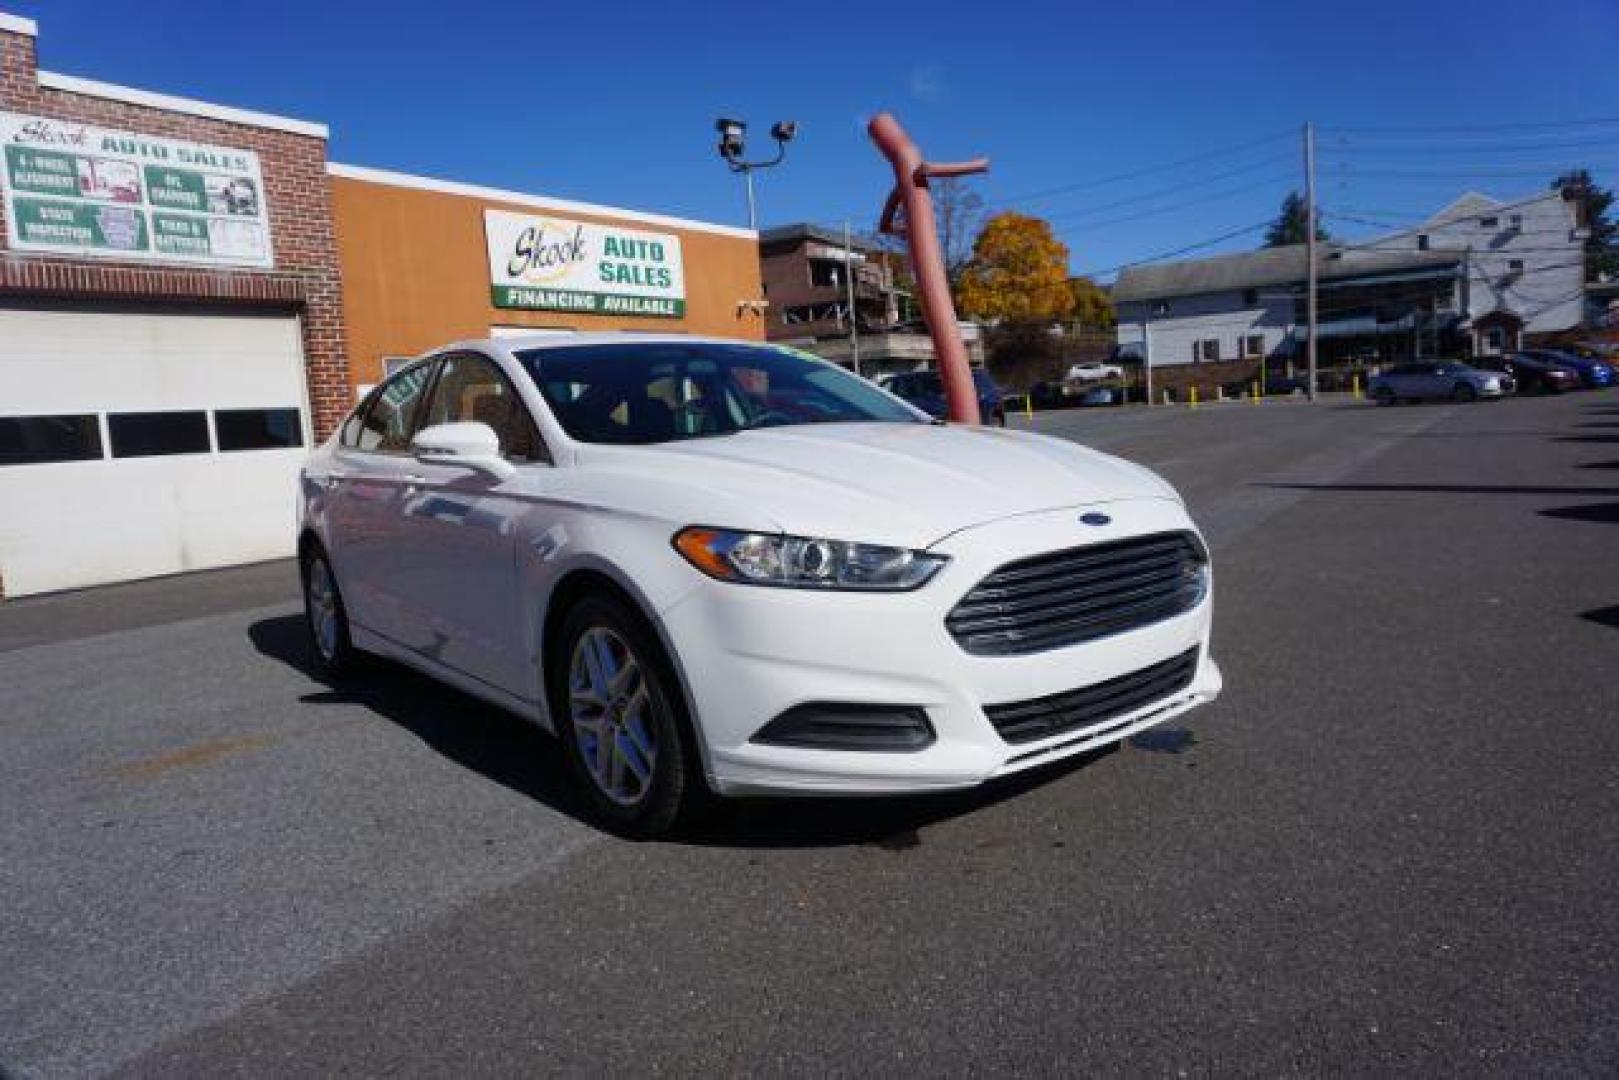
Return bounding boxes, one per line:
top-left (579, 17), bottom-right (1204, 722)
top-left (1113, 189), bottom-right (1587, 373)
top-left (759, 223), bottom-right (983, 376)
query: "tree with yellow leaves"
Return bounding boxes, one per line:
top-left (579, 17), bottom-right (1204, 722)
top-left (957, 212), bottom-right (1076, 326)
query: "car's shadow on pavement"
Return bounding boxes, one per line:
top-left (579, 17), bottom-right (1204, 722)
top-left (249, 613), bottom-right (592, 821)
top-left (248, 613), bottom-right (1110, 849)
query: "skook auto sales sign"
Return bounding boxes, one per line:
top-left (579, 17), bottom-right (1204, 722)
top-left (0, 111), bottom-right (273, 268)
top-left (484, 208), bottom-right (686, 318)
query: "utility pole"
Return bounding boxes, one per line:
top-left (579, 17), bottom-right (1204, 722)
top-left (1304, 120), bottom-right (1319, 401)
top-left (1142, 308), bottom-right (1154, 406)
top-left (743, 170), bottom-right (757, 231)
top-left (843, 219), bottom-right (862, 376)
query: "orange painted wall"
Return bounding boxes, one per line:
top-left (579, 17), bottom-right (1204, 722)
top-left (331, 174), bottom-right (766, 392)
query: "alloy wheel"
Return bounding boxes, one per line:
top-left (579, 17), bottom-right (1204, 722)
top-left (568, 627), bottom-right (658, 807)
top-left (306, 557), bottom-right (341, 662)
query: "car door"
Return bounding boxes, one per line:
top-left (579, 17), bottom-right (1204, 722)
top-left (325, 359), bottom-right (439, 643)
top-left (1402, 362), bottom-right (1438, 399)
top-left (387, 352), bottom-right (549, 695)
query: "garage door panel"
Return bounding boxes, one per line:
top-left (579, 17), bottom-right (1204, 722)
top-left (1, 308), bottom-right (305, 414)
top-left (1, 306), bottom-right (310, 598)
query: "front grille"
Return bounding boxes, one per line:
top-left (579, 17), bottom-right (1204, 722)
top-left (983, 647), bottom-right (1200, 744)
top-left (945, 531), bottom-right (1207, 657)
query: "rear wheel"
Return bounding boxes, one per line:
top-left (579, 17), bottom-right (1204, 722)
top-left (1452, 382), bottom-right (1478, 402)
top-left (1374, 387), bottom-right (1396, 406)
top-left (301, 545), bottom-right (356, 676)
top-left (551, 592), bottom-right (701, 837)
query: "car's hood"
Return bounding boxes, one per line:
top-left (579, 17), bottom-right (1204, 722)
top-left (575, 422), bottom-right (1179, 549)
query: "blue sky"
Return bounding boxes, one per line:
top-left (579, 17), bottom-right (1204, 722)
top-left (14, 0), bottom-right (1619, 279)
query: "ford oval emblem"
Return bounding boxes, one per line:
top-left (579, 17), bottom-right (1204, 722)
top-left (1080, 511), bottom-right (1112, 527)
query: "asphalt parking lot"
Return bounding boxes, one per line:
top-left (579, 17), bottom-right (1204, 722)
top-left (3, 391), bottom-right (1617, 1075)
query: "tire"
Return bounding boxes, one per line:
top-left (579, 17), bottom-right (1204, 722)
top-left (301, 544), bottom-right (357, 677)
top-left (994, 407), bottom-right (1007, 427)
top-left (1452, 382), bottom-right (1478, 403)
top-left (1374, 387), bottom-right (1396, 406)
top-left (549, 592), bottom-right (702, 838)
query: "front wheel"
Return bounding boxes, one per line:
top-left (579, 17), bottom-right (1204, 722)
top-left (551, 593), bottom-right (702, 837)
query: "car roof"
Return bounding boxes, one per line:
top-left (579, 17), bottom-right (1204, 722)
top-left (405, 331), bottom-right (784, 364)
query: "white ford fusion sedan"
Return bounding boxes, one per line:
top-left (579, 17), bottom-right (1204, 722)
top-left (298, 333), bottom-right (1220, 835)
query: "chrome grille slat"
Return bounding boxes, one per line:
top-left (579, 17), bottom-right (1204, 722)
top-left (980, 536), bottom-right (1192, 587)
top-left (948, 574), bottom-right (1198, 635)
top-left (955, 549), bottom-right (1189, 606)
top-left (946, 531), bottom-right (1206, 657)
top-left (983, 647), bottom-right (1200, 743)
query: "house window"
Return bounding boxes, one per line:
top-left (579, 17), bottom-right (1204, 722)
top-left (1242, 288), bottom-right (1258, 307)
top-left (1243, 334), bottom-right (1264, 359)
top-left (1417, 234), bottom-right (1429, 251)
top-left (808, 260), bottom-right (842, 288)
top-left (1508, 214), bottom-right (1522, 229)
top-left (1508, 259), bottom-right (1524, 273)
top-left (1479, 216), bottom-right (1499, 229)
top-left (1193, 338), bottom-right (1221, 363)
top-left (1486, 328), bottom-right (1504, 351)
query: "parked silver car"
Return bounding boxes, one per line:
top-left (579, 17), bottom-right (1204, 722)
top-left (1368, 361), bottom-right (1512, 405)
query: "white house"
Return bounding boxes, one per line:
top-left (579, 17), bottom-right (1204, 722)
top-left (1113, 189), bottom-right (1587, 368)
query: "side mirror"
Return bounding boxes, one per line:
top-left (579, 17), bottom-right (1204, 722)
top-left (411, 422), bottom-right (515, 481)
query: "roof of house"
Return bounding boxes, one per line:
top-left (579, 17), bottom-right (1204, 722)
top-left (1112, 244), bottom-right (1463, 303)
top-left (1428, 191), bottom-right (1503, 223)
top-left (760, 222), bottom-right (883, 254)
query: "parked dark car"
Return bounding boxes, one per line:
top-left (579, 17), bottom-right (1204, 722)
top-left (1221, 373), bottom-right (1305, 398)
top-left (884, 369), bottom-right (1007, 425)
top-left (1475, 354), bottom-right (1579, 395)
top-left (1368, 361), bottom-right (1512, 404)
top-left (1521, 348), bottom-right (1614, 389)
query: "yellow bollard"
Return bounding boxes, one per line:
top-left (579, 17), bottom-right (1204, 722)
top-left (1352, 374), bottom-right (1362, 400)
top-left (1189, 385), bottom-right (1199, 409)
top-left (1024, 393), bottom-right (1034, 420)
top-left (1251, 381), bottom-right (1260, 404)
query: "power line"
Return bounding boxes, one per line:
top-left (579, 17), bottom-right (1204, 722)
top-left (1074, 220), bottom-right (1272, 280)
top-left (1014, 152), bottom-right (1295, 220)
top-left (1048, 172), bottom-right (1294, 231)
top-left (1322, 162), bottom-right (1619, 180)
top-left (1318, 134), bottom-right (1619, 156)
top-left (1326, 116), bottom-right (1619, 135)
top-left (987, 130), bottom-right (1293, 207)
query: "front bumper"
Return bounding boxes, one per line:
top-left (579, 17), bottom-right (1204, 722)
top-left (657, 499), bottom-right (1221, 797)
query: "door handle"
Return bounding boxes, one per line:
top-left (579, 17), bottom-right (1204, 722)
top-left (403, 473), bottom-right (428, 485)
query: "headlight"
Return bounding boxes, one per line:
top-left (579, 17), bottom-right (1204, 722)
top-left (673, 527), bottom-right (948, 591)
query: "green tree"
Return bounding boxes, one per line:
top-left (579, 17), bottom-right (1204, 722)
top-left (1552, 169), bottom-right (1618, 280)
top-left (957, 212), bottom-right (1076, 325)
top-left (1263, 191), bottom-right (1328, 248)
top-left (1068, 276), bottom-right (1115, 330)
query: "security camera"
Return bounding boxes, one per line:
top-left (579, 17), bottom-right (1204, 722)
top-left (770, 120), bottom-right (798, 143)
top-left (715, 117), bottom-right (747, 159)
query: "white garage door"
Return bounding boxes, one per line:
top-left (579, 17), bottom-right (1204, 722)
top-left (0, 305), bottom-right (311, 597)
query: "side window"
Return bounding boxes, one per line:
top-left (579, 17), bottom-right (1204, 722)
top-left (338, 394), bottom-right (374, 448)
top-left (421, 354), bottom-right (548, 463)
top-left (358, 362), bottom-right (436, 453)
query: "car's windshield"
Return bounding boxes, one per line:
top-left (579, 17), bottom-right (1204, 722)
top-left (516, 342), bottom-right (923, 445)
